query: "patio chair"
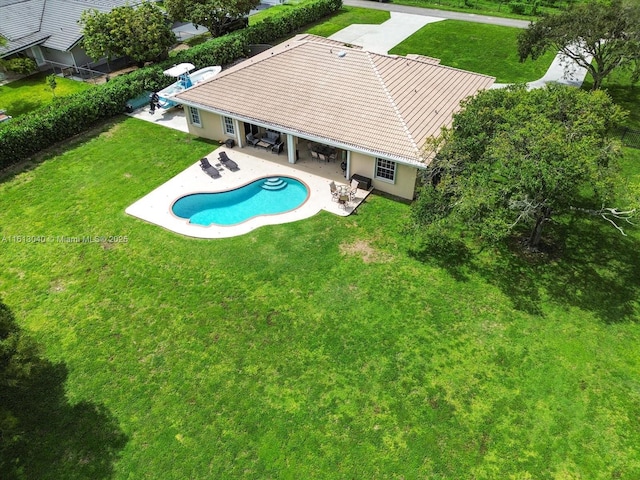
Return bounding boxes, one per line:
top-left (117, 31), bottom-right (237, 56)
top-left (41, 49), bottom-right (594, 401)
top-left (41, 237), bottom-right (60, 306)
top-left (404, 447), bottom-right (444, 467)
top-left (349, 179), bottom-right (359, 201)
top-left (199, 157), bottom-right (221, 179)
top-left (310, 151), bottom-right (319, 162)
top-left (338, 194), bottom-right (350, 209)
top-left (246, 132), bottom-right (260, 147)
top-left (318, 153), bottom-right (327, 162)
top-left (271, 141), bottom-right (284, 155)
top-left (218, 151), bottom-right (239, 172)
top-left (329, 181), bottom-right (340, 202)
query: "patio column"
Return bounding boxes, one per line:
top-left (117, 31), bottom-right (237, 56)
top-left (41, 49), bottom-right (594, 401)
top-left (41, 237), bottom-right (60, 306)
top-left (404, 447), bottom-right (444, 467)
top-left (286, 134), bottom-right (296, 164)
top-left (233, 119), bottom-right (243, 147)
top-left (345, 150), bottom-right (351, 179)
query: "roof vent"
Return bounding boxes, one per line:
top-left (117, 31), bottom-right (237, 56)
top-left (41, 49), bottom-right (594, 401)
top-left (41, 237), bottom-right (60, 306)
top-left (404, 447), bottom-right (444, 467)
top-left (337, 50), bottom-right (346, 58)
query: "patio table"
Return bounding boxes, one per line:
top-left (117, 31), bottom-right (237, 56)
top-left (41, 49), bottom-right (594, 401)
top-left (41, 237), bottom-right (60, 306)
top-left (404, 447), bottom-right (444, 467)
top-left (336, 184), bottom-right (349, 196)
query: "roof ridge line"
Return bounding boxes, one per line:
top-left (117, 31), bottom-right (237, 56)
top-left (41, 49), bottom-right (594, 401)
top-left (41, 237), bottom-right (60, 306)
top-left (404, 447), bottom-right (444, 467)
top-left (38, 0), bottom-right (46, 34)
top-left (366, 52), bottom-right (421, 158)
top-left (215, 40), bottom-right (303, 79)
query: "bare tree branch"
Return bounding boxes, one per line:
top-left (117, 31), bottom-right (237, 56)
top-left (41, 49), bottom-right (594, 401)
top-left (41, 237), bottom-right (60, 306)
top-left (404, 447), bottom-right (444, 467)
top-left (571, 206), bottom-right (637, 236)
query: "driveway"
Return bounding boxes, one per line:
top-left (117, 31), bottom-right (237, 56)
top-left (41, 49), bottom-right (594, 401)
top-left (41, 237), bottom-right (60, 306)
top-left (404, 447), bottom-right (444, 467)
top-left (329, 11), bottom-right (444, 54)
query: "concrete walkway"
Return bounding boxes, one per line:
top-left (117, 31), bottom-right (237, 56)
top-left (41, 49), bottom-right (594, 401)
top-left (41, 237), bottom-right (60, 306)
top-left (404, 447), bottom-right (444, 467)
top-left (126, 107), bottom-right (189, 132)
top-left (492, 45), bottom-right (592, 90)
top-left (329, 11), bottom-right (444, 54)
top-left (343, 0), bottom-right (530, 28)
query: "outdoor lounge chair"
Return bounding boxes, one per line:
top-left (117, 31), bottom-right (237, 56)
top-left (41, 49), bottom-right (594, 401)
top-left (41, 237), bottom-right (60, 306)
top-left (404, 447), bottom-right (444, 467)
top-left (199, 157), bottom-right (221, 179)
top-left (218, 151), bottom-right (239, 171)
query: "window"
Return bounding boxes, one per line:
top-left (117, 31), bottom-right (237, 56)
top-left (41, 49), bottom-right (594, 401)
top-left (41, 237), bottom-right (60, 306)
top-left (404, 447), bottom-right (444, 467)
top-left (188, 107), bottom-right (201, 127)
top-left (223, 116), bottom-right (235, 135)
top-left (375, 158), bottom-right (396, 183)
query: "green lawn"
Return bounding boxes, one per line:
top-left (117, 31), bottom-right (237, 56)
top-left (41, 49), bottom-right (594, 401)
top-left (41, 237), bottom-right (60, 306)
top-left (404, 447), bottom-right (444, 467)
top-left (389, 20), bottom-right (556, 84)
top-left (390, 0), bottom-right (568, 20)
top-left (249, 1), bottom-right (389, 34)
top-left (305, 6), bottom-right (389, 37)
top-left (1, 117), bottom-right (639, 478)
top-left (0, 72), bottom-right (94, 117)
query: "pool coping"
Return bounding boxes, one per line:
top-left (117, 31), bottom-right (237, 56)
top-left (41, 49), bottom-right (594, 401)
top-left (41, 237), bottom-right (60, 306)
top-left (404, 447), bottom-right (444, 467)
top-left (125, 147), bottom-right (371, 239)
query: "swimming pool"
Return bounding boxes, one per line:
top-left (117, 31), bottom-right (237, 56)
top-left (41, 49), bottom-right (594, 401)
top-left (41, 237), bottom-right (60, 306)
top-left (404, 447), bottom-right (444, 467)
top-left (171, 177), bottom-right (309, 226)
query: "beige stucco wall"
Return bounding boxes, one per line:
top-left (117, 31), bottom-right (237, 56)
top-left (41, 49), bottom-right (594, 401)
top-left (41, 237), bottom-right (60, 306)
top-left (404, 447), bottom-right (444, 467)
top-left (349, 152), bottom-right (418, 200)
top-left (186, 112), bottom-right (418, 199)
top-left (186, 109), bottom-right (236, 143)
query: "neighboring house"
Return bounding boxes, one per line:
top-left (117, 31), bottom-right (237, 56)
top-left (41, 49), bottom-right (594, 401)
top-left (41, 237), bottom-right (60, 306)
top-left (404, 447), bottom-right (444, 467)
top-left (0, 0), bottom-right (138, 71)
top-left (174, 34), bottom-right (494, 200)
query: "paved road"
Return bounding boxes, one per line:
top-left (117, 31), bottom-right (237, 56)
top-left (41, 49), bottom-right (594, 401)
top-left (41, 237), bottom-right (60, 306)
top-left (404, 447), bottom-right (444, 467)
top-left (342, 0), bottom-right (530, 28)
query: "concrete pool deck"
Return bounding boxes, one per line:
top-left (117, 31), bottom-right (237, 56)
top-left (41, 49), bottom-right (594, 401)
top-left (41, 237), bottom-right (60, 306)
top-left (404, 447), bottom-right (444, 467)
top-left (125, 146), bottom-right (372, 239)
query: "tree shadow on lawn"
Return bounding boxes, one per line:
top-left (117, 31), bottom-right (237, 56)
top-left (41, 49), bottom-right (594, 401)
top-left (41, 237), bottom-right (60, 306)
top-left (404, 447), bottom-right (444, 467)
top-left (411, 219), bottom-right (640, 323)
top-left (409, 232), bottom-right (474, 282)
top-left (1, 303), bottom-right (128, 479)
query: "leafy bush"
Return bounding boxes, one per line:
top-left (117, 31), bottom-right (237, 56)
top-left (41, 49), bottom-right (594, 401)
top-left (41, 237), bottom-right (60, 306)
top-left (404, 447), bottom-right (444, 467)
top-left (0, 0), bottom-right (342, 169)
top-left (3, 57), bottom-right (37, 75)
top-left (509, 2), bottom-right (527, 14)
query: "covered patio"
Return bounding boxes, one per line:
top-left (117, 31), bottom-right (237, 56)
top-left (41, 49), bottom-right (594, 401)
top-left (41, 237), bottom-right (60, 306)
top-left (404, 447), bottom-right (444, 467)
top-left (240, 130), bottom-right (348, 179)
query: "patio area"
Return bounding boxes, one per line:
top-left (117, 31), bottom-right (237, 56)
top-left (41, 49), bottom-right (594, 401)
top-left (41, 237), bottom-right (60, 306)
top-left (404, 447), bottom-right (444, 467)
top-left (126, 145), bottom-right (372, 239)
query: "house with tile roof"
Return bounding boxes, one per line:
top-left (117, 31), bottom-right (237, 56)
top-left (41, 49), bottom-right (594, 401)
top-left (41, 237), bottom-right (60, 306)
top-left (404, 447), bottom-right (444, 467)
top-left (0, 0), bottom-right (140, 71)
top-left (174, 34), bottom-right (494, 200)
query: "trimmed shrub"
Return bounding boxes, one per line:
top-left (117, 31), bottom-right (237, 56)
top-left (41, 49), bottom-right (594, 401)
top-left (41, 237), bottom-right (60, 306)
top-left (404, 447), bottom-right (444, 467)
top-left (509, 2), bottom-right (527, 14)
top-left (3, 57), bottom-right (38, 75)
top-left (0, 0), bottom-right (342, 168)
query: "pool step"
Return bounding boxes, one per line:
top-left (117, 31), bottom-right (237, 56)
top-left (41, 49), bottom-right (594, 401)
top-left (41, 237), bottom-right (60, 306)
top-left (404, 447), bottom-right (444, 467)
top-left (262, 177), bottom-right (287, 191)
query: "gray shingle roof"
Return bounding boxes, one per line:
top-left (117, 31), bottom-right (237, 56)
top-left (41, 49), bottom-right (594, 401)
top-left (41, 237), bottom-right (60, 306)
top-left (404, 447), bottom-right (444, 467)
top-left (0, 0), bottom-right (139, 56)
top-left (0, 0), bottom-right (45, 42)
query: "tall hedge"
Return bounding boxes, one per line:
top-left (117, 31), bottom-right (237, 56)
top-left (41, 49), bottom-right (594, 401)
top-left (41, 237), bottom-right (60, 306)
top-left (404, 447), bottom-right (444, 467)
top-left (0, 0), bottom-right (342, 169)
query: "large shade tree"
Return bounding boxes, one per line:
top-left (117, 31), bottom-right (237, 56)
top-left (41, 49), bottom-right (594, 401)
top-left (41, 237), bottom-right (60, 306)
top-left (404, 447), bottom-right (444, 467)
top-left (80, 2), bottom-right (176, 66)
top-left (518, 0), bottom-right (640, 90)
top-left (412, 85), bottom-right (636, 250)
top-left (164, 0), bottom-right (258, 38)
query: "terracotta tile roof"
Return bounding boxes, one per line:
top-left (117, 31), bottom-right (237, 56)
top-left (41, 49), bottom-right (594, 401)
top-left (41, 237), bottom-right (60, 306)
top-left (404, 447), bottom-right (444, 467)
top-left (294, 33), bottom-right (363, 50)
top-left (176, 36), bottom-right (494, 166)
top-left (405, 54), bottom-right (440, 65)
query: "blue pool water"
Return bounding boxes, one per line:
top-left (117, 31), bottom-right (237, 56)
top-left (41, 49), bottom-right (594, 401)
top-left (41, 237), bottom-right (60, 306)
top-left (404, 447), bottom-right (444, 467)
top-left (172, 177), bottom-right (309, 226)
